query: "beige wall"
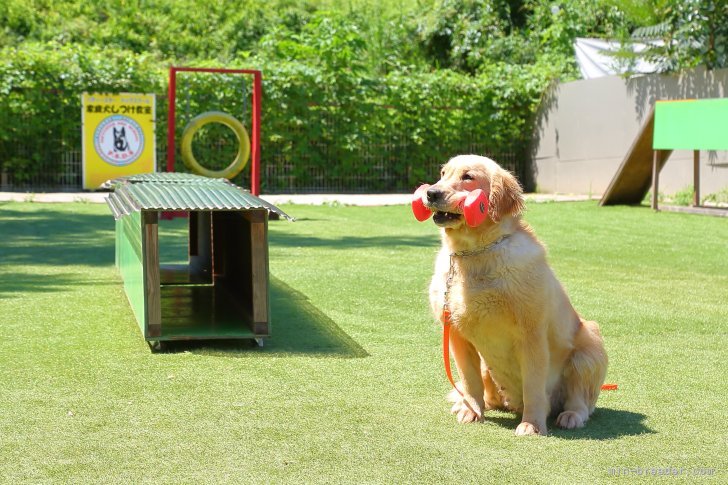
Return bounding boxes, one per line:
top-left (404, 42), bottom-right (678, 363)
top-left (532, 67), bottom-right (728, 196)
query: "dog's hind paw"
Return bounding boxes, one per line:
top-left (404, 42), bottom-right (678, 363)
top-left (555, 410), bottom-right (585, 429)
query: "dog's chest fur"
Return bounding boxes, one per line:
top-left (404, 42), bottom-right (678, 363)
top-left (439, 260), bottom-right (526, 407)
top-left (432, 236), bottom-right (532, 331)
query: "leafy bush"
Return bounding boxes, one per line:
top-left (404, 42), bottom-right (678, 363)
top-left (1, 9), bottom-right (549, 191)
top-left (703, 187), bottom-right (728, 206)
top-left (0, 41), bottom-right (162, 182)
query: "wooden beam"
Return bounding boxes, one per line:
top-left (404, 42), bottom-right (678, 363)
top-left (659, 205), bottom-right (728, 217)
top-left (242, 210), bottom-right (266, 224)
top-left (188, 211), bottom-right (198, 257)
top-left (246, 210), bottom-right (269, 335)
top-left (189, 211), bottom-right (211, 279)
top-left (142, 211), bottom-right (161, 338)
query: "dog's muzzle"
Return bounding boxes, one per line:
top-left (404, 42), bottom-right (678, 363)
top-left (412, 184), bottom-right (488, 227)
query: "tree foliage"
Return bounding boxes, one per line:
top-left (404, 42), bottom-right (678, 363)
top-left (628, 0), bottom-right (728, 72)
top-left (0, 0), bottom-right (725, 190)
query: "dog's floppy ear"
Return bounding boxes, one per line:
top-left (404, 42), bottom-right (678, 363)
top-left (488, 169), bottom-right (524, 222)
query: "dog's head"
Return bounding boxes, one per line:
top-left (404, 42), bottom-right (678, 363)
top-left (423, 155), bottom-right (524, 230)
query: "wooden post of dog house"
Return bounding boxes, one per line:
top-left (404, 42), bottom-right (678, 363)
top-left (188, 211), bottom-right (212, 280)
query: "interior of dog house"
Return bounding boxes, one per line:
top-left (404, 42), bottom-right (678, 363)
top-left (105, 173), bottom-right (291, 350)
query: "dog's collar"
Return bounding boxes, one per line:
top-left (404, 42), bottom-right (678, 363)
top-left (450, 234), bottom-right (510, 258)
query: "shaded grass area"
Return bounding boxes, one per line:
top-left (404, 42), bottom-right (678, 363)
top-left (0, 200), bottom-right (726, 483)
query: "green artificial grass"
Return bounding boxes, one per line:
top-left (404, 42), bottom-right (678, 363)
top-left (0, 200), bottom-right (726, 483)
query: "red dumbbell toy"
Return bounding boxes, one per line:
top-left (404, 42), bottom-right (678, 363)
top-left (462, 189), bottom-right (488, 227)
top-left (412, 184), bottom-right (433, 221)
top-left (411, 185), bottom-right (489, 227)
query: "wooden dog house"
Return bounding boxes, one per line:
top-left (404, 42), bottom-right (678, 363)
top-left (105, 173), bottom-right (291, 349)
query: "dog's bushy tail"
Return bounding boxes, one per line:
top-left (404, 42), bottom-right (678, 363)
top-left (565, 319), bottom-right (608, 414)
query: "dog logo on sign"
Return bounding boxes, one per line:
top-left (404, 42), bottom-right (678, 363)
top-left (94, 115), bottom-right (144, 166)
top-left (113, 127), bottom-right (130, 152)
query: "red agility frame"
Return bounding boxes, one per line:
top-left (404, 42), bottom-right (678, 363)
top-left (167, 66), bottom-right (262, 195)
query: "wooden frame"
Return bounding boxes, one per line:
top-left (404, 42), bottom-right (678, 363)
top-left (650, 98), bottom-right (728, 215)
top-left (652, 149), bottom-right (711, 212)
top-left (167, 67), bottom-right (262, 195)
top-left (116, 207), bottom-right (270, 347)
top-left (603, 99), bottom-right (728, 216)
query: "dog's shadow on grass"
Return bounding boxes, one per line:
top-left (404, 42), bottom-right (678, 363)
top-left (159, 276), bottom-right (368, 359)
top-left (483, 408), bottom-right (654, 440)
top-left (553, 407), bottom-right (655, 440)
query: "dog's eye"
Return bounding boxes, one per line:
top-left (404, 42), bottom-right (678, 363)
top-left (461, 173), bottom-right (474, 181)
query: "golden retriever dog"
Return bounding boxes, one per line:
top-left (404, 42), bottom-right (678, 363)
top-left (424, 155), bottom-right (607, 436)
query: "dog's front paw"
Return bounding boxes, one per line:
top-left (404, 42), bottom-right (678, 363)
top-left (515, 421), bottom-right (547, 436)
top-left (450, 397), bottom-right (483, 424)
top-left (457, 406), bottom-right (481, 424)
top-left (555, 410), bottom-right (585, 429)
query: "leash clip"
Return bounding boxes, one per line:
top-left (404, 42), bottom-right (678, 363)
top-left (441, 308), bottom-right (452, 325)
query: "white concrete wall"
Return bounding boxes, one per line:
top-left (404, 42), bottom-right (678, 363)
top-left (532, 67), bottom-right (728, 197)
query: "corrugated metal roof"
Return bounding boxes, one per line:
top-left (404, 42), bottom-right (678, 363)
top-left (105, 173), bottom-right (292, 221)
top-left (101, 172), bottom-right (228, 188)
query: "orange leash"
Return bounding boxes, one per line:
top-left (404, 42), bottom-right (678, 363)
top-left (441, 315), bottom-right (480, 419)
top-left (441, 314), bottom-right (462, 395)
top-left (442, 313), bottom-right (479, 420)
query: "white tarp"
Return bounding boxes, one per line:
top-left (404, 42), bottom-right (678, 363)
top-left (574, 37), bottom-right (661, 79)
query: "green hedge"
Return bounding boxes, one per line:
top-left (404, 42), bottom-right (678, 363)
top-left (0, 41), bottom-right (548, 191)
top-left (0, 42), bottom-right (163, 184)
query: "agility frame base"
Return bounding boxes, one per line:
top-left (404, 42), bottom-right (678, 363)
top-left (602, 98), bottom-right (728, 216)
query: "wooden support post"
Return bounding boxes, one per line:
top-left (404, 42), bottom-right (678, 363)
top-left (245, 210), bottom-right (269, 335)
top-left (142, 211), bottom-right (161, 338)
top-left (651, 150), bottom-right (660, 211)
top-left (693, 150), bottom-right (700, 207)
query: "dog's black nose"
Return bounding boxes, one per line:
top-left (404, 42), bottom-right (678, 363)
top-left (426, 187), bottom-right (442, 203)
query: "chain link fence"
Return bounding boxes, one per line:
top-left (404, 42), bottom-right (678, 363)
top-left (0, 91), bottom-right (523, 194)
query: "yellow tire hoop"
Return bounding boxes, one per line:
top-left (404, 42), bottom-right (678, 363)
top-left (180, 111), bottom-right (251, 179)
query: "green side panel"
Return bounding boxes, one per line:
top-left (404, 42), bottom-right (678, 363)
top-left (115, 219), bottom-right (120, 268)
top-left (117, 211), bottom-right (146, 335)
top-left (654, 98), bottom-right (728, 150)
